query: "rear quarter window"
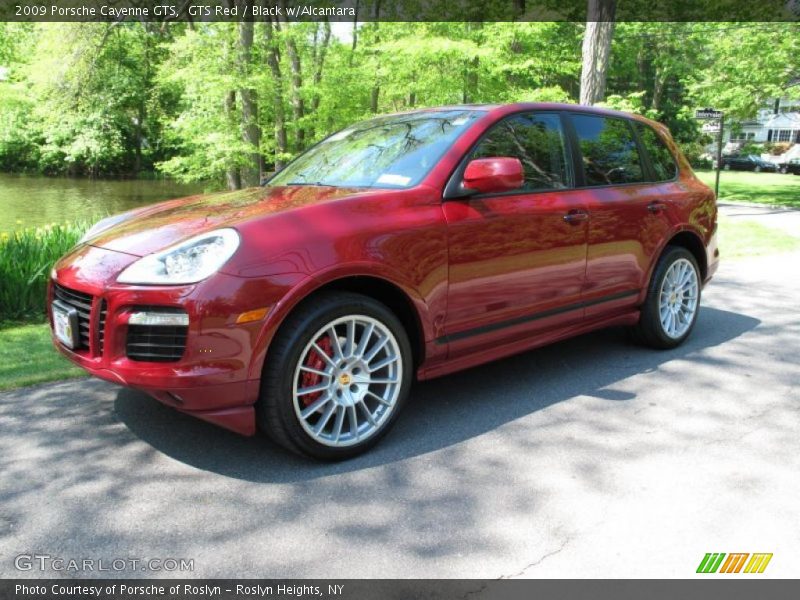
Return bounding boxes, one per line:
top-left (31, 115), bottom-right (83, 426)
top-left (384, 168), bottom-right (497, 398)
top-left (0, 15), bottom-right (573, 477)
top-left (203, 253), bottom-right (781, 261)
top-left (635, 122), bottom-right (678, 182)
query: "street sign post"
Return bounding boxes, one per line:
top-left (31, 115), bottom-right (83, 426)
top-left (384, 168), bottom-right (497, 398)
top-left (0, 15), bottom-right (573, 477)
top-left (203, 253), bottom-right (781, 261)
top-left (695, 107), bottom-right (724, 198)
top-left (695, 108), bottom-right (723, 120)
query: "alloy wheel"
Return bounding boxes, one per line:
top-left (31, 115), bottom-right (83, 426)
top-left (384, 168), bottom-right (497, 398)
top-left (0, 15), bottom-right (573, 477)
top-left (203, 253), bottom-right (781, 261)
top-left (292, 315), bottom-right (403, 447)
top-left (658, 258), bottom-right (699, 339)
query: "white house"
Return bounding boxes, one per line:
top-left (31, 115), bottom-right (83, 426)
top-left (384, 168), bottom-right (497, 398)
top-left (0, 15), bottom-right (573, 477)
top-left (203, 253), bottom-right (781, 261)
top-left (702, 97), bottom-right (800, 161)
top-left (702, 97), bottom-right (800, 144)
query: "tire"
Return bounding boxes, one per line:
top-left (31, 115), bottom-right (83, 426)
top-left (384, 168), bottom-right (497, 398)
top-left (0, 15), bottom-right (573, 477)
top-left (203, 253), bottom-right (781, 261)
top-left (754, 166), bottom-right (762, 173)
top-left (779, 166), bottom-right (788, 174)
top-left (257, 291), bottom-right (413, 460)
top-left (632, 246), bottom-right (701, 349)
top-left (723, 163), bottom-right (731, 171)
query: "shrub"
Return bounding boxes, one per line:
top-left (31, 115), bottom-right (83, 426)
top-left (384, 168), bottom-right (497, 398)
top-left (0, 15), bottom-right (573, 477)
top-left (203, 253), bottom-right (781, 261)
top-left (767, 142), bottom-right (792, 156)
top-left (0, 220), bottom-right (90, 323)
top-left (739, 142), bottom-right (764, 156)
top-left (678, 140), bottom-right (710, 168)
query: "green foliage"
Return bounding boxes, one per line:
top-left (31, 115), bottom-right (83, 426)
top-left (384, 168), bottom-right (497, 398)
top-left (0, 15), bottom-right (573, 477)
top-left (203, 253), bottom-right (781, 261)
top-left (678, 140), bottom-right (710, 168)
top-left (597, 91), bottom-right (658, 119)
top-left (0, 220), bottom-right (90, 322)
top-left (0, 21), bottom-right (797, 185)
top-left (738, 141), bottom-right (764, 156)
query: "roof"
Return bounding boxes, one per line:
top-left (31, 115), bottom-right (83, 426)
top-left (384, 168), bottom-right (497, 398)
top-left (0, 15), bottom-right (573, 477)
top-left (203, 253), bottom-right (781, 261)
top-left (763, 112), bottom-right (800, 128)
top-left (387, 102), bottom-right (666, 128)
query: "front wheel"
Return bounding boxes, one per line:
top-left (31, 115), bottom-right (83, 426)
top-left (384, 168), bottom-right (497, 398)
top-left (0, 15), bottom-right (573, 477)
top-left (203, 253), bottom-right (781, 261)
top-left (632, 247), bottom-right (701, 349)
top-left (258, 291), bottom-right (412, 460)
top-left (754, 165), bottom-right (762, 173)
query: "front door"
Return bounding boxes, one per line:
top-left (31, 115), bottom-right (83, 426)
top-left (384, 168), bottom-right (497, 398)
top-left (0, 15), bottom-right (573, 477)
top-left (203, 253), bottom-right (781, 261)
top-left (442, 112), bottom-right (588, 356)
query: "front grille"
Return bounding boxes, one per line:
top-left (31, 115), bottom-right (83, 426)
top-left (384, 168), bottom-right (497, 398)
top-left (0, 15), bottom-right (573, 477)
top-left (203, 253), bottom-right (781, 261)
top-left (126, 313), bottom-right (188, 362)
top-left (98, 299), bottom-right (107, 354)
top-left (53, 284), bottom-right (93, 350)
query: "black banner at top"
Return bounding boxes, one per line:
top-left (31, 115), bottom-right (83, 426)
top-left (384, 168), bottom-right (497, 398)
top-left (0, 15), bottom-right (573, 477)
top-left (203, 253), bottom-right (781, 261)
top-left (1, 0), bottom-right (799, 22)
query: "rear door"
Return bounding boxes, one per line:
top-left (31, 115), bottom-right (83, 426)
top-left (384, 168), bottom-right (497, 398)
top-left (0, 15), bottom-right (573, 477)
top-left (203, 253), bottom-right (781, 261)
top-left (568, 113), bottom-right (673, 318)
top-left (442, 112), bottom-right (589, 354)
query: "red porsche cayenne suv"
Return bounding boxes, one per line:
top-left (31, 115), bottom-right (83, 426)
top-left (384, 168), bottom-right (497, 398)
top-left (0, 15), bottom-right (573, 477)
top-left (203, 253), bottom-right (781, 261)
top-left (49, 103), bottom-right (718, 459)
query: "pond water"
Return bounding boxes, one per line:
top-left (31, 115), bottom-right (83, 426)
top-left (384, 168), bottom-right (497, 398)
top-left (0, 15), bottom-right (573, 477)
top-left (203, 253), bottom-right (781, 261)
top-left (0, 173), bottom-right (213, 232)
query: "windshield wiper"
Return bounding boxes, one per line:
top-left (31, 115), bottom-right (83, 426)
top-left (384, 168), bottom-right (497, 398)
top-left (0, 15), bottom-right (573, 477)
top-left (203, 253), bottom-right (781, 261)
top-left (284, 181), bottom-right (338, 187)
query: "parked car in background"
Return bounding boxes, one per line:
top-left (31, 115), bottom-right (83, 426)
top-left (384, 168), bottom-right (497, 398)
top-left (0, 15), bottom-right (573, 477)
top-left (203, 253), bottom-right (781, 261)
top-left (777, 158), bottom-right (800, 175)
top-left (49, 103), bottom-right (718, 459)
top-left (718, 154), bottom-right (778, 172)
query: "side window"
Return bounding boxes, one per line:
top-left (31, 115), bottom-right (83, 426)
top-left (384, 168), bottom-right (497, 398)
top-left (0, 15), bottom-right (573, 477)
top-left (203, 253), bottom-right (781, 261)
top-left (571, 115), bottom-right (644, 186)
top-left (470, 113), bottom-right (570, 191)
top-left (635, 122), bottom-right (678, 181)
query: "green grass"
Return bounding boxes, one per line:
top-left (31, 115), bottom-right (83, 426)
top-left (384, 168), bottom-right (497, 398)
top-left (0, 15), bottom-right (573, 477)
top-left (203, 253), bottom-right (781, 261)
top-left (0, 322), bottom-right (85, 391)
top-left (695, 169), bottom-right (800, 208)
top-left (0, 220), bottom-right (91, 322)
top-left (718, 217), bottom-right (800, 260)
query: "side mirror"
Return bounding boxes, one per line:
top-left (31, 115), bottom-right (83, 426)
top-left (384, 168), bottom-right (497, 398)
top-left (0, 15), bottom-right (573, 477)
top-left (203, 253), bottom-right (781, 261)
top-left (462, 157), bottom-right (523, 194)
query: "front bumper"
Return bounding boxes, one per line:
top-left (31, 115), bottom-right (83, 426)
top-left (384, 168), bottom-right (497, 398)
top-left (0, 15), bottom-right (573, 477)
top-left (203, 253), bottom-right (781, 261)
top-left (49, 244), bottom-right (295, 436)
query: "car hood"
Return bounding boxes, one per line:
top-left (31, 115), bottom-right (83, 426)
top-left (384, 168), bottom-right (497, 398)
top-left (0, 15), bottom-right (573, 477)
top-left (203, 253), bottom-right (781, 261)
top-left (89, 185), bottom-right (372, 257)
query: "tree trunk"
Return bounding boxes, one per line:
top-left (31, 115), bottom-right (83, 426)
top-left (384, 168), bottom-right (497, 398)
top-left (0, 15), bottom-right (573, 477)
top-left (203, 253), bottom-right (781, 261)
top-left (278, 2), bottom-right (305, 150)
top-left (133, 103), bottom-right (144, 175)
top-left (370, 2), bottom-right (381, 113)
top-left (264, 19), bottom-right (288, 170)
top-left (349, 0), bottom-right (359, 66)
top-left (225, 90), bottom-right (241, 190)
top-left (652, 65), bottom-right (664, 112)
top-left (370, 86), bottom-right (380, 113)
top-left (311, 21), bottom-right (331, 113)
top-left (579, 0), bottom-right (616, 106)
top-left (237, 8), bottom-right (263, 187)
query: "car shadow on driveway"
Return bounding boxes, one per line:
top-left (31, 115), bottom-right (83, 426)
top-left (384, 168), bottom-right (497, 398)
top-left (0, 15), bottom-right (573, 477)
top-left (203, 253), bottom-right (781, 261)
top-left (113, 306), bottom-right (759, 482)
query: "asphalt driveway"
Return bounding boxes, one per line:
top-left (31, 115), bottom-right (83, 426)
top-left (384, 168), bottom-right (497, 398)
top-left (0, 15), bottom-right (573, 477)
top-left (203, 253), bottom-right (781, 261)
top-left (1, 212), bottom-right (798, 578)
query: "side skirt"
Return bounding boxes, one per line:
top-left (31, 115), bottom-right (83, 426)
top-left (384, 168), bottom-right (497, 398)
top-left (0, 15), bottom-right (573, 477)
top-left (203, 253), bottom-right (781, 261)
top-left (416, 310), bottom-right (640, 381)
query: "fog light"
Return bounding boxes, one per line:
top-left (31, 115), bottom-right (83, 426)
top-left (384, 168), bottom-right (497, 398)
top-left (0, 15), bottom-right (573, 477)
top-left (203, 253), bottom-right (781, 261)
top-left (129, 311), bottom-right (189, 326)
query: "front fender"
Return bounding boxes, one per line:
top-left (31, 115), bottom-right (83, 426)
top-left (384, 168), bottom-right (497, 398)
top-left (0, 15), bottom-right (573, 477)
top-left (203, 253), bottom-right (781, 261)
top-left (245, 262), bottom-right (439, 383)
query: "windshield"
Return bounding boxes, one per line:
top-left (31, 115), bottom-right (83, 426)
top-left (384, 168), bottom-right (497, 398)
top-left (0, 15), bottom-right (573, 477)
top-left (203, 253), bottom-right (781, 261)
top-left (268, 110), bottom-right (483, 189)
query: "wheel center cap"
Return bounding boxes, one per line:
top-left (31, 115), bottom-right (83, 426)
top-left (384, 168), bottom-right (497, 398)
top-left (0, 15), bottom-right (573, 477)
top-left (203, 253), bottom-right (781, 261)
top-left (339, 373), bottom-right (351, 386)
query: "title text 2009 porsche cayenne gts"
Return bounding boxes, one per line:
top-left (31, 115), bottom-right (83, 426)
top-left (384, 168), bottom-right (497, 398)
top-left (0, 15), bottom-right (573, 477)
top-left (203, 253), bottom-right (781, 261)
top-left (50, 103), bottom-right (718, 459)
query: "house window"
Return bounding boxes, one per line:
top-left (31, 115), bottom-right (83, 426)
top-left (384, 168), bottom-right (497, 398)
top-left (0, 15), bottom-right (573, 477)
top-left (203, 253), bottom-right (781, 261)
top-left (747, 133), bottom-right (755, 140)
top-left (777, 130), bottom-right (792, 142)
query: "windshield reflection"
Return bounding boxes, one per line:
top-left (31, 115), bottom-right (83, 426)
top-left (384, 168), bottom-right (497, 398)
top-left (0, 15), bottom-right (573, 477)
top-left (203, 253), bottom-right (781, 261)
top-left (269, 110), bottom-right (483, 189)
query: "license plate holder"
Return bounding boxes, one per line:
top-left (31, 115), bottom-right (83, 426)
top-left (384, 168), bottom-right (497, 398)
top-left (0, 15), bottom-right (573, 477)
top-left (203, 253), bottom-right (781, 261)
top-left (52, 300), bottom-right (80, 349)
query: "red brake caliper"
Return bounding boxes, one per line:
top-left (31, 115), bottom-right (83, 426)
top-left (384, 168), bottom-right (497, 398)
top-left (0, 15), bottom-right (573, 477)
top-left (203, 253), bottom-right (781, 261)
top-left (300, 335), bottom-right (333, 407)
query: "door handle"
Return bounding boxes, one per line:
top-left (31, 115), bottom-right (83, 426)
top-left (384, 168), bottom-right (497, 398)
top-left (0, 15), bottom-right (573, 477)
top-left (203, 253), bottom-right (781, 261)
top-left (648, 201), bottom-right (668, 214)
top-left (563, 210), bottom-right (589, 224)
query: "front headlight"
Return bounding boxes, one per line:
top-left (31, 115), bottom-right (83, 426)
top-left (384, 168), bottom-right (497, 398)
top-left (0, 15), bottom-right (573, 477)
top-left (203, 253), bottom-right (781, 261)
top-left (117, 228), bottom-right (240, 285)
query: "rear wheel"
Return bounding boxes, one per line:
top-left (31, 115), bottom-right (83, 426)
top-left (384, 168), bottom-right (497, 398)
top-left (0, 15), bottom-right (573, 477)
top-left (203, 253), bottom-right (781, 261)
top-left (258, 292), bottom-right (412, 460)
top-left (723, 163), bottom-right (731, 170)
top-left (632, 246), bottom-right (701, 349)
top-left (754, 165), bottom-right (762, 173)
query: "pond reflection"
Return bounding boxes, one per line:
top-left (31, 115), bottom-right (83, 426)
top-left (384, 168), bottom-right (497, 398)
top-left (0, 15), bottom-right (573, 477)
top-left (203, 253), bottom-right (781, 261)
top-left (0, 173), bottom-right (211, 232)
